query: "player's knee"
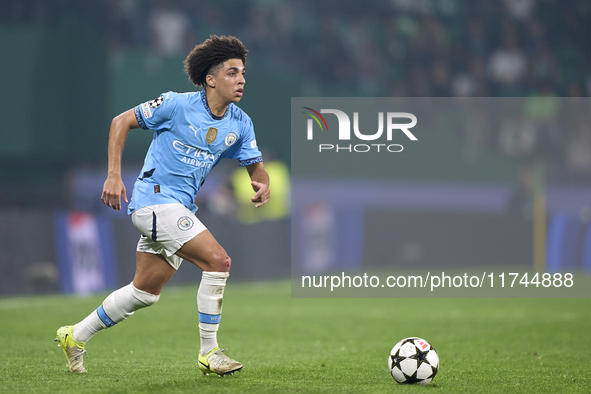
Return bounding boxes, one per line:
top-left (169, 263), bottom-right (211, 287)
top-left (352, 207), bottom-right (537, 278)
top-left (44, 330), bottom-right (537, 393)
top-left (209, 252), bottom-right (231, 272)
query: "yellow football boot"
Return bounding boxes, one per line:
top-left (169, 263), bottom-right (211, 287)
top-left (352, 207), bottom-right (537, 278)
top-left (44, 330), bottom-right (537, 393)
top-left (198, 347), bottom-right (243, 377)
top-left (55, 326), bottom-right (87, 373)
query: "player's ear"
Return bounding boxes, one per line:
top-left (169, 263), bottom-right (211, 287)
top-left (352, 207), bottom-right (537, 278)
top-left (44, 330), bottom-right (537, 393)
top-left (206, 74), bottom-right (215, 89)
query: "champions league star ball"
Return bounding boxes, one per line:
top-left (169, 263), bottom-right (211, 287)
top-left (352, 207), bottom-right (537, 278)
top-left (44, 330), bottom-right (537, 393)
top-left (388, 337), bottom-right (439, 385)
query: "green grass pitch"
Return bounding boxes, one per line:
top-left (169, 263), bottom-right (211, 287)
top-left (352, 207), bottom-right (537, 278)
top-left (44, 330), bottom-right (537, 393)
top-left (1, 280), bottom-right (590, 393)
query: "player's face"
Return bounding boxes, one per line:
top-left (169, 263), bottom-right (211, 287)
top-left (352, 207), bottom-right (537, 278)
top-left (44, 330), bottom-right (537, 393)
top-left (215, 59), bottom-right (246, 104)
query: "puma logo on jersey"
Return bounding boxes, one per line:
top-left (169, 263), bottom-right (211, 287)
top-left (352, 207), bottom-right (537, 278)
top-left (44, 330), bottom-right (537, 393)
top-left (189, 124), bottom-right (202, 138)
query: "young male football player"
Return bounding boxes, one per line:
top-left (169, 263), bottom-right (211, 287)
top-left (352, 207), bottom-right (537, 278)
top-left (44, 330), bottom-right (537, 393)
top-left (55, 35), bottom-right (270, 376)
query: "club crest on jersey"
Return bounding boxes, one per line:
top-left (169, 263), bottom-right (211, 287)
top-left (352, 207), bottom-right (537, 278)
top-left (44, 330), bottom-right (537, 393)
top-left (149, 96), bottom-right (164, 109)
top-left (206, 127), bottom-right (218, 144)
top-left (177, 216), bottom-right (194, 231)
top-left (225, 132), bottom-right (238, 146)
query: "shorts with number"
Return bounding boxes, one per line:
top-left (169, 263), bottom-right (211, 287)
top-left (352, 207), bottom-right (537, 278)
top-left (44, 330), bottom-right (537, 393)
top-left (131, 203), bottom-right (207, 270)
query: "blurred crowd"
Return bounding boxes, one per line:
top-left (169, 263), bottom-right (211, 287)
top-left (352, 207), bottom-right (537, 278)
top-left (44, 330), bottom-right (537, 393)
top-left (3, 0), bottom-right (589, 97)
top-left (2, 0), bottom-right (590, 176)
top-left (109, 0), bottom-right (590, 98)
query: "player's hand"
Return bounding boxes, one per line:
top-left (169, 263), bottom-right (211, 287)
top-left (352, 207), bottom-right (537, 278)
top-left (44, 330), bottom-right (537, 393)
top-left (250, 181), bottom-right (270, 208)
top-left (101, 175), bottom-right (128, 211)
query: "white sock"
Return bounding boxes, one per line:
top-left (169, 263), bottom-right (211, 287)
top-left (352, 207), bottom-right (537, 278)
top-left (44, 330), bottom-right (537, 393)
top-left (73, 283), bottom-right (160, 343)
top-left (197, 271), bottom-right (229, 356)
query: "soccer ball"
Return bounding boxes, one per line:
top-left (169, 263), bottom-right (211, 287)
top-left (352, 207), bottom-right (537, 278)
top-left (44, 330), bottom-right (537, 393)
top-left (388, 337), bottom-right (439, 385)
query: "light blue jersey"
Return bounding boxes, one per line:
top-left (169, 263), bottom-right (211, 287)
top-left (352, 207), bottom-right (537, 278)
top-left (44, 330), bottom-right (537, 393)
top-left (128, 91), bottom-right (262, 214)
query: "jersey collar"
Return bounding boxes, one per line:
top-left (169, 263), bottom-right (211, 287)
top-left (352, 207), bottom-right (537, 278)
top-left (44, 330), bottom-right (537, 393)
top-left (201, 90), bottom-right (228, 121)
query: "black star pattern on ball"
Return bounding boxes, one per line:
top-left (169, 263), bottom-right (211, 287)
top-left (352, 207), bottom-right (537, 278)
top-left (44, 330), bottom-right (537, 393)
top-left (390, 354), bottom-right (402, 369)
top-left (403, 370), bottom-right (419, 384)
top-left (410, 347), bottom-right (430, 365)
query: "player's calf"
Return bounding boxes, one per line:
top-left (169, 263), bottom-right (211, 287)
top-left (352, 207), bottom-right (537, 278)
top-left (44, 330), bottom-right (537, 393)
top-left (74, 283), bottom-right (160, 344)
top-left (56, 283), bottom-right (160, 373)
top-left (198, 271), bottom-right (229, 356)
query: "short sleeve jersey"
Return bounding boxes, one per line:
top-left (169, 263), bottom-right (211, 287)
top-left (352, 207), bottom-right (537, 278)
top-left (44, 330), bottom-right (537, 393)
top-left (128, 91), bottom-right (262, 214)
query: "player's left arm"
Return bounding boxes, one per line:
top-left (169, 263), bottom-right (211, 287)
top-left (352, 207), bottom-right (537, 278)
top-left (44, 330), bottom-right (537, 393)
top-left (246, 161), bottom-right (270, 208)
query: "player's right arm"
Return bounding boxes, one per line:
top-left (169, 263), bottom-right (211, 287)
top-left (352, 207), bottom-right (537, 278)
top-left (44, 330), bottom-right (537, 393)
top-left (101, 109), bottom-right (140, 211)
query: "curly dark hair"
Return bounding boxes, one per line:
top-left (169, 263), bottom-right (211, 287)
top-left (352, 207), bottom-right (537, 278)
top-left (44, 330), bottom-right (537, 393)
top-left (184, 35), bottom-right (248, 87)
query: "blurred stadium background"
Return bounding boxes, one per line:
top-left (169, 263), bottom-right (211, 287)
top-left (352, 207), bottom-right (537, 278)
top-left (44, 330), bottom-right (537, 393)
top-left (1, 0), bottom-right (590, 296)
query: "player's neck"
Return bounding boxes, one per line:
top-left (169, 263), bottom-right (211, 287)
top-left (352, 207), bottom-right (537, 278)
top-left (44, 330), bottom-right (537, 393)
top-left (204, 88), bottom-right (229, 118)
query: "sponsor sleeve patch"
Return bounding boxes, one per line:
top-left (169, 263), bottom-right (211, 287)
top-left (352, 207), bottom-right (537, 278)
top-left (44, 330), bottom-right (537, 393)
top-left (141, 102), bottom-right (153, 119)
